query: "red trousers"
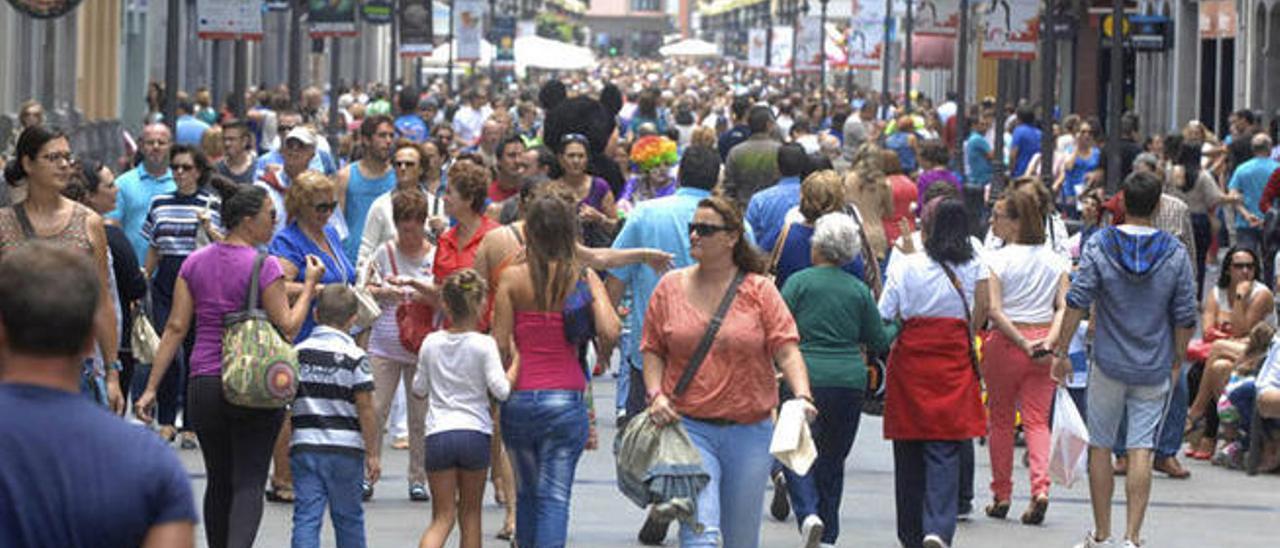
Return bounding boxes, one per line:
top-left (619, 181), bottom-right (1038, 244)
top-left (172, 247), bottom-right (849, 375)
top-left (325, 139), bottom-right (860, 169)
top-left (981, 326), bottom-right (1055, 500)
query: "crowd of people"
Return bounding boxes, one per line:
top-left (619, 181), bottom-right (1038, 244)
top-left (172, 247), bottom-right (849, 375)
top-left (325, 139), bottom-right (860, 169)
top-left (2, 56), bottom-right (1280, 548)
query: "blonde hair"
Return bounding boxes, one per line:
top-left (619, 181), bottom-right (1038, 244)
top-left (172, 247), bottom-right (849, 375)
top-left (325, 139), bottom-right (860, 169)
top-left (799, 170), bottom-right (846, 223)
top-left (442, 268), bottom-right (488, 323)
top-left (284, 171), bottom-right (337, 222)
top-left (690, 126), bottom-right (717, 149)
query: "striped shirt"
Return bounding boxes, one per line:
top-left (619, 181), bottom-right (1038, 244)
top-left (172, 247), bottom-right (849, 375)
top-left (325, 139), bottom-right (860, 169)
top-left (290, 326), bottom-right (375, 456)
top-left (140, 189), bottom-right (222, 257)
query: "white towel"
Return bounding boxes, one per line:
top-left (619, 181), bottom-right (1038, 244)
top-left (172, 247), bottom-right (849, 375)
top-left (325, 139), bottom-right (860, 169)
top-left (769, 399), bottom-right (816, 475)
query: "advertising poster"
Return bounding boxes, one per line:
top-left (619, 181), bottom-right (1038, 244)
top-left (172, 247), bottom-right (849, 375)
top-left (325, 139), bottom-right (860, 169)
top-left (747, 27), bottom-right (768, 69)
top-left (979, 0), bottom-right (1039, 60)
top-left (400, 0), bottom-right (434, 56)
top-left (493, 15), bottom-right (515, 68)
top-left (196, 0), bottom-right (264, 41)
top-left (361, 0), bottom-right (393, 25)
top-left (309, 0), bottom-right (358, 38)
top-left (913, 0), bottom-right (960, 37)
top-left (848, 0), bottom-right (886, 70)
top-left (768, 25), bottom-right (793, 75)
top-left (794, 16), bottom-right (824, 73)
top-left (454, 0), bottom-right (485, 62)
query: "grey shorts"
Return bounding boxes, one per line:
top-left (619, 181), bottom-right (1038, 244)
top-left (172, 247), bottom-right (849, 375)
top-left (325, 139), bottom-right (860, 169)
top-left (1085, 366), bottom-right (1172, 450)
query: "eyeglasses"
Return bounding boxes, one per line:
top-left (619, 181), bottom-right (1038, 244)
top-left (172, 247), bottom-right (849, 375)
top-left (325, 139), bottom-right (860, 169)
top-left (40, 152), bottom-right (74, 164)
top-left (284, 140), bottom-right (312, 151)
top-left (1231, 262), bottom-right (1257, 270)
top-left (141, 140), bottom-right (170, 147)
top-left (170, 163), bottom-right (197, 173)
top-left (393, 160), bottom-right (419, 169)
top-left (313, 201), bottom-right (338, 214)
top-left (688, 222), bottom-right (732, 237)
top-left (561, 133), bottom-right (589, 146)
top-left (278, 125), bottom-right (296, 134)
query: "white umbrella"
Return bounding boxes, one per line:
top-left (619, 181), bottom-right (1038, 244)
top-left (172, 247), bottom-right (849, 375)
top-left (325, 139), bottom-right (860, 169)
top-left (514, 35), bottom-right (595, 73)
top-left (659, 38), bottom-right (720, 58)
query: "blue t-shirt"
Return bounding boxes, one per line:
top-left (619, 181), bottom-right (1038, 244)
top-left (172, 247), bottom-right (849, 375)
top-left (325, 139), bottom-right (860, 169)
top-left (1011, 124), bottom-right (1043, 177)
top-left (106, 165), bottom-right (176, 263)
top-left (0, 384), bottom-right (197, 547)
top-left (746, 176), bottom-right (802, 252)
top-left (774, 222), bottom-right (865, 289)
top-left (268, 222), bottom-right (357, 341)
top-left (1062, 148), bottom-right (1101, 200)
top-left (1228, 157), bottom-right (1280, 225)
top-left (964, 132), bottom-right (993, 186)
top-left (395, 114), bottom-right (430, 144)
top-left (175, 114), bottom-right (211, 146)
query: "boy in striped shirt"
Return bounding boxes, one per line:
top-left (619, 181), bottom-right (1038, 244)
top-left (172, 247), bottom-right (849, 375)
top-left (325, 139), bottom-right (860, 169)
top-left (290, 285), bottom-right (381, 548)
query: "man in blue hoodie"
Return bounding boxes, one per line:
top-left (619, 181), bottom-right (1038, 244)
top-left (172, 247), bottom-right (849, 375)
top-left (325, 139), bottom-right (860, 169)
top-left (1049, 170), bottom-right (1198, 548)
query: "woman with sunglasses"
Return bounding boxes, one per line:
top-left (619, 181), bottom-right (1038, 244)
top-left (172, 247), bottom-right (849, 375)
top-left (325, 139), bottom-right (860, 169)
top-left (553, 134), bottom-right (618, 248)
top-left (140, 144), bottom-right (226, 447)
top-left (1182, 246), bottom-right (1275, 462)
top-left (643, 196), bottom-right (815, 548)
top-left (264, 171), bottom-right (358, 502)
top-left (0, 126), bottom-right (123, 413)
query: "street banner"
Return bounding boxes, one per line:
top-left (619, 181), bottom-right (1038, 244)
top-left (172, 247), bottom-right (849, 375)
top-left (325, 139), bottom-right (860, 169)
top-left (978, 0), bottom-right (1039, 60)
top-left (493, 15), bottom-right (516, 68)
top-left (455, 0), bottom-right (485, 62)
top-left (913, 0), bottom-right (961, 37)
top-left (196, 0), bottom-right (264, 41)
top-left (361, 0), bottom-right (393, 25)
top-left (768, 25), bottom-right (793, 75)
top-left (399, 0), bottom-right (434, 56)
top-left (747, 27), bottom-right (768, 68)
top-left (5, 0), bottom-right (84, 18)
top-left (848, 0), bottom-right (886, 70)
top-left (309, 0), bottom-right (359, 38)
top-left (794, 16), bottom-right (824, 74)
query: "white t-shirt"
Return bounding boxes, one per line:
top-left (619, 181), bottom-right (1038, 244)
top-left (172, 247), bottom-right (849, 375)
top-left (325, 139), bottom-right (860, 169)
top-left (986, 243), bottom-right (1070, 323)
top-left (412, 331), bottom-right (511, 436)
top-left (879, 250), bottom-right (989, 321)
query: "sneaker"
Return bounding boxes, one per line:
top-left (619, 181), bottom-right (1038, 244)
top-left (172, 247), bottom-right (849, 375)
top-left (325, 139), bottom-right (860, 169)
top-left (770, 470), bottom-right (791, 521)
top-left (1074, 532), bottom-right (1115, 548)
top-left (799, 515), bottom-right (824, 548)
top-left (179, 432), bottom-right (198, 450)
top-left (957, 499), bottom-right (973, 521)
top-left (636, 511), bottom-right (670, 545)
top-left (1122, 541), bottom-right (1143, 548)
top-left (361, 482), bottom-right (373, 502)
top-left (409, 483), bottom-right (429, 501)
top-left (922, 533), bottom-right (948, 548)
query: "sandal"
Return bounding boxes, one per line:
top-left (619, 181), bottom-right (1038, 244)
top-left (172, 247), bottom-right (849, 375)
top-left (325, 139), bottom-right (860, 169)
top-left (265, 485), bottom-right (294, 503)
top-left (1154, 456), bottom-right (1191, 478)
top-left (1020, 494), bottom-right (1049, 525)
top-left (496, 522), bottom-right (514, 541)
top-left (984, 499), bottom-right (1011, 519)
top-left (409, 483), bottom-right (429, 502)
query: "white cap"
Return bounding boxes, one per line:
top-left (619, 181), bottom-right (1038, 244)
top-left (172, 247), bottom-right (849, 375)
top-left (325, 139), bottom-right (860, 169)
top-left (285, 126), bottom-right (317, 147)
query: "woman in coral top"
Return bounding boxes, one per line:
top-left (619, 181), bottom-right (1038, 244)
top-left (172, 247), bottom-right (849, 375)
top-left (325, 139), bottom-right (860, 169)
top-left (643, 196), bottom-right (816, 548)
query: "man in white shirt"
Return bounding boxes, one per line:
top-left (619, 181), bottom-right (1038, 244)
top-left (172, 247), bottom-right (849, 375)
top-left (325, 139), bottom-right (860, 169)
top-left (452, 89), bottom-right (494, 148)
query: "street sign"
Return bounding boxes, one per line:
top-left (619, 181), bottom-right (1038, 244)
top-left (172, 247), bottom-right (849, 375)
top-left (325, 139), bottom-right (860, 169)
top-left (309, 0), bottom-right (359, 38)
top-left (362, 1), bottom-right (393, 25)
top-left (1101, 14), bottom-right (1130, 37)
top-left (1129, 15), bottom-right (1172, 51)
top-left (197, 0), bottom-right (265, 41)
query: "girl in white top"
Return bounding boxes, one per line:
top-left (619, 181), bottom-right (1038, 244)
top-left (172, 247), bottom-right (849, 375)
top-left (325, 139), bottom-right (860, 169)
top-left (412, 268), bottom-right (516, 548)
top-left (981, 190), bottom-right (1071, 523)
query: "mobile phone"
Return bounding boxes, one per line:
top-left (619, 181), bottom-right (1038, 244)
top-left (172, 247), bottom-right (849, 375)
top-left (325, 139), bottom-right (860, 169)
top-left (1031, 348), bottom-right (1053, 359)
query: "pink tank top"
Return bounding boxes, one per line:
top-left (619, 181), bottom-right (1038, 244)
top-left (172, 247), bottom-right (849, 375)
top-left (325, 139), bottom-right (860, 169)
top-left (513, 311), bottom-right (585, 391)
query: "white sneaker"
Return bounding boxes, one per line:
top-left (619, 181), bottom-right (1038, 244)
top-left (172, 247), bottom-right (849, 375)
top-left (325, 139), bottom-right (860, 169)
top-left (922, 533), bottom-right (948, 548)
top-left (1073, 532), bottom-right (1115, 548)
top-left (1122, 541), bottom-right (1144, 548)
top-left (799, 515), bottom-right (824, 548)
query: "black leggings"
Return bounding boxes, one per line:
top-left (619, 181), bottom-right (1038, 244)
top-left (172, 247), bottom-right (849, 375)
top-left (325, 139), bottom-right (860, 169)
top-left (187, 376), bottom-right (284, 548)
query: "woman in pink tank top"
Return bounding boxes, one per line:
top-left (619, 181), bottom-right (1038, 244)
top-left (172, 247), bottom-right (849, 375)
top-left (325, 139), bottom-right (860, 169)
top-left (490, 193), bottom-right (619, 548)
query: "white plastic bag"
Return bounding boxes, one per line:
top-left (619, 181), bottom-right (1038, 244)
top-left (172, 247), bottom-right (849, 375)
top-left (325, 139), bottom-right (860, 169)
top-left (770, 399), bottom-right (817, 475)
top-left (1049, 386), bottom-right (1090, 487)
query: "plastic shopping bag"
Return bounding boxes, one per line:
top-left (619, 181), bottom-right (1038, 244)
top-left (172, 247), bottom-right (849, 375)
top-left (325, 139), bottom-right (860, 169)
top-left (1049, 386), bottom-right (1090, 487)
top-left (770, 399), bottom-right (817, 475)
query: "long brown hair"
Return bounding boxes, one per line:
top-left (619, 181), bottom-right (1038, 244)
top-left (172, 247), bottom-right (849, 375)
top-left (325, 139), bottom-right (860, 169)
top-left (1000, 189), bottom-right (1046, 245)
top-left (524, 194), bottom-right (581, 310)
top-left (697, 196), bottom-right (767, 274)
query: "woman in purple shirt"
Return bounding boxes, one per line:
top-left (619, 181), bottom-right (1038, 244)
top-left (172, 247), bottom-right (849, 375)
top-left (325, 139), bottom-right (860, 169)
top-left (915, 140), bottom-right (962, 203)
top-left (135, 185), bottom-right (324, 548)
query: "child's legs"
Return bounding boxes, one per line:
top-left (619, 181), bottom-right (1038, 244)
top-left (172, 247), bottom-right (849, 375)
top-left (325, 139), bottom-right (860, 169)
top-left (421, 469), bottom-right (459, 548)
top-left (457, 468), bottom-right (489, 548)
top-left (290, 452), bottom-right (326, 548)
top-left (325, 453), bottom-right (367, 548)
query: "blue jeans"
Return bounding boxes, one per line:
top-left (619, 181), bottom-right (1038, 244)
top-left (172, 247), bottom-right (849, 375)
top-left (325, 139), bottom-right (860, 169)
top-left (680, 417), bottom-right (774, 548)
top-left (501, 390), bottom-right (589, 548)
top-left (784, 387), bottom-right (863, 544)
top-left (290, 451), bottom-right (366, 548)
top-left (1113, 367), bottom-right (1186, 459)
top-left (893, 440), bottom-right (963, 548)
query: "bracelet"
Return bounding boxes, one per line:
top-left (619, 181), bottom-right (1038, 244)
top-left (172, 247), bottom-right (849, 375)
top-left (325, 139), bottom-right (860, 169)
top-left (794, 394), bottom-right (815, 405)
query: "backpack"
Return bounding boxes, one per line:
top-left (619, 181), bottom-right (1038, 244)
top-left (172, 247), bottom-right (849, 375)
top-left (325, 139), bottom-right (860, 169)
top-left (220, 252), bottom-right (299, 409)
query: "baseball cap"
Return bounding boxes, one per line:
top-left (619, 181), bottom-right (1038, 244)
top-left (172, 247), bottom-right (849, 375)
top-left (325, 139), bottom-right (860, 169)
top-left (285, 126), bottom-right (317, 147)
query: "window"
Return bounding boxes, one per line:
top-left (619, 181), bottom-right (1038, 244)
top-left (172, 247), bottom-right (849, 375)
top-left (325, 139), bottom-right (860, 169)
top-left (630, 0), bottom-right (661, 12)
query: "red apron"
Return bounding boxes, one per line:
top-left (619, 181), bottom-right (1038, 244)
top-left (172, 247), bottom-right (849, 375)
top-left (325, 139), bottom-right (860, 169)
top-left (883, 317), bottom-right (986, 441)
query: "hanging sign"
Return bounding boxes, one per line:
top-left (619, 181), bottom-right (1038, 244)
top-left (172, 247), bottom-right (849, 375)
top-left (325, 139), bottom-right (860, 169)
top-left (309, 0), bottom-right (359, 38)
top-left (197, 0), bottom-right (265, 41)
top-left (399, 0), bottom-right (435, 56)
top-left (979, 0), bottom-right (1039, 60)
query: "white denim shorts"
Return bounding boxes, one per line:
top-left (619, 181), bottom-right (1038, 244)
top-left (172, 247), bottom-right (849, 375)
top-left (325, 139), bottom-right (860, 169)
top-left (1085, 365), bottom-right (1172, 450)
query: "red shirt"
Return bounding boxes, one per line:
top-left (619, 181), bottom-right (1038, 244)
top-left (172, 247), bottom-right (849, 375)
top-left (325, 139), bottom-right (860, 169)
top-left (488, 180), bottom-right (519, 203)
top-left (1102, 191), bottom-right (1127, 225)
top-left (884, 174), bottom-right (918, 245)
top-left (433, 216), bottom-right (501, 281)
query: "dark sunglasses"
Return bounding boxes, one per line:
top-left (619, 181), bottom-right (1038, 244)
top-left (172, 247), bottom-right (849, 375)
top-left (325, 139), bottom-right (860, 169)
top-left (170, 163), bottom-right (196, 173)
top-left (393, 160), bottom-right (419, 169)
top-left (313, 201), bottom-right (338, 214)
top-left (688, 222), bottom-right (732, 237)
top-left (561, 133), bottom-right (589, 146)
top-left (278, 125), bottom-right (296, 134)
top-left (1231, 262), bottom-right (1256, 270)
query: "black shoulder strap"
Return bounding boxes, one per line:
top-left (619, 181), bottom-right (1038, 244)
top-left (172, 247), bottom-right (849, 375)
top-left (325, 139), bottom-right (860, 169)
top-left (673, 270), bottom-right (747, 396)
top-left (245, 251), bottom-right (268, 312)
top-left (12, 203), bottom-right (36, 240)
top-left (938, 260), bottom-right (982, 378)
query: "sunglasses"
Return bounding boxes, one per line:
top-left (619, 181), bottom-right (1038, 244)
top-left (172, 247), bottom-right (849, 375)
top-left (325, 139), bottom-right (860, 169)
top-left (688, 222), bottom-right (732, 237)
top-left (170, 163), bottom-right (196, 173)
top-left (561, 133), bottom-right (589, 146)
top-left (278, 125), bottom-right (296, 134)
top-left (393, 160), bottom-right (419, 169)
top-left (313, 201), bottom-right (338, 214)
top-left (1231, 262), bottom-right (1257, 270)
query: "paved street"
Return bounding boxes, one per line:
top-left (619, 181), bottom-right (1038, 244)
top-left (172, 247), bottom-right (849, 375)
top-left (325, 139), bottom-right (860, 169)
top-left (177, 378), bottom-right (1279, 547)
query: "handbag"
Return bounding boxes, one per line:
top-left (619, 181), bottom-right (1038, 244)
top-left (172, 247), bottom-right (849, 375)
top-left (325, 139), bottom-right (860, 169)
top-left (130, 282), bottom-right (161, 364)
top-left (385, 242), bottom-right (435, 354)
top-left (938, 260), bottom-right (982, 379)
top-left (220, 252), bottom-right (299, 409)
top-left (673, 271), bottom-right (747, 397)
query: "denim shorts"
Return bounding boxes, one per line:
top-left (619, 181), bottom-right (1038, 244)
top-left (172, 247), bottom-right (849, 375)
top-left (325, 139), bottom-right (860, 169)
top-left (424, 430), bottom-right (492, 472)
top-left (1086, 366), bottom-right (1171, 450)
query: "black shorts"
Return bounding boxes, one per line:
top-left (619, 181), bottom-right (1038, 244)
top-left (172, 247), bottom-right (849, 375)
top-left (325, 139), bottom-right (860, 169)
top-left (424, 430), bottom-right (492, 472)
